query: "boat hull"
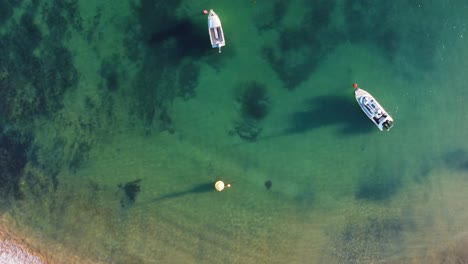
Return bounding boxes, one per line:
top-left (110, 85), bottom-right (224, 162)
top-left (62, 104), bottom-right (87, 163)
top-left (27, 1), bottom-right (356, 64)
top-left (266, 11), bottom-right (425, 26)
top-left (354, 87), bottom-right (394, 131)
top-left (208, 10), bottom-right (225, 52)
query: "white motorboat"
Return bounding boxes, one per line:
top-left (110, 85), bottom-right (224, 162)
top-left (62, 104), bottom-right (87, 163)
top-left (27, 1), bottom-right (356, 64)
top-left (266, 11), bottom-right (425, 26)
top-left (207, 9), bottom-right (225, 53)
top-left (353, 83), bottom-right (394, 131)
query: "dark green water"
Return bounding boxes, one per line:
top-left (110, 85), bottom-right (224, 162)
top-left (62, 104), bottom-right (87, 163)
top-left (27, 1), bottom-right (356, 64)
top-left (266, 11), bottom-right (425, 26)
top-left (1, 0), bottom-right (468, 263)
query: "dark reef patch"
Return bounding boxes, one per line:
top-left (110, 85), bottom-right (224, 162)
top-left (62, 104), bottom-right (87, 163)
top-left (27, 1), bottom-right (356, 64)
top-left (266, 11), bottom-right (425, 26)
top-left (17, 13), bottom-right (42, 49)
top-left (343, 0), bottom-right (439, 73)
top-left (5, 14), bottom-right (43, 81)
top-left (99, 55), bottom-right (122, 92)
top-left (355, 164), bottom-right (403, 202)
top-left (132, 58), bottom-right (178, 132)
top-left (237, 81), bottom-right (271, 121)
top-left (303, 0), bottom-right (336, 36)
top-left (0, 128), bottom-right (32, 200)
top-left (0, 0), bottom-right (14, 25)
top-left (119, 179), bottom-right (142, 207)
top-left (157, 107), bottom-right (174, 134)
top-left (344, 0), bottom-right (395, 46)
top-left (413, 158), bottom-right (434, 183)
top-left (177, 61), bottom-right (200, 100)
top-left (35, 46), bottom-right (79, 115)
top-left (44, 0), bottom-right (82, 38)
top-left (43, 2), bottom-right (69, 41)
top-left (261, 1), bottom-right (339, 90)
top-left (232, 81), bottom-right (271, 141)
top-left (259, 1), bottom-right (442, 90)
top-left (262, 37), bottom-right (323, 90)
top-left (254, 0), bottom-right (288, 32)
top-left (27, 139), bottom-right (63, 192)
top-left (443, 148), bottom-right (468, 171)
top-left (0, 2), bottom-right (80, 125)
top-left (343, 0), bottom-right (402, 62)
top-left (125, 0), bottom-right (210, 133)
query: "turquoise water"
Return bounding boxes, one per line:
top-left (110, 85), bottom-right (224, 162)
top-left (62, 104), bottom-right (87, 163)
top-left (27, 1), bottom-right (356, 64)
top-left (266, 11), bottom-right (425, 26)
top-left (1, 0), bottom-right (468, 263)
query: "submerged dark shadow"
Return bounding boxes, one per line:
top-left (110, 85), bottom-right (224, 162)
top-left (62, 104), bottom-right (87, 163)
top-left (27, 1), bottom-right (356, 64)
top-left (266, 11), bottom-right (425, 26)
top-left (148, 19), bottom-right (209, 59)
top-left (222, 95), bottom-right (374, 146)
top-left (287, 95), bottom-right (374, 135)
top-left (136, 182), bottom-right (215, 207)
top-left (355, 163), bottom-right (403, 202)
top-left (0, 127), bottom-right (30, 200)
top-left (356, 175), bottom-right (402, 202)
top-left (443, 148), bottom-right (468, 171)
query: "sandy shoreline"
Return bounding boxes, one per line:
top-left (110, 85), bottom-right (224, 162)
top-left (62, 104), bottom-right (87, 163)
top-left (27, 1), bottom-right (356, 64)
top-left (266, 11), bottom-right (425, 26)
top-left (0, 217), bottom-right (107, 264)
top-left (0, 219), bottom-right (47, 264)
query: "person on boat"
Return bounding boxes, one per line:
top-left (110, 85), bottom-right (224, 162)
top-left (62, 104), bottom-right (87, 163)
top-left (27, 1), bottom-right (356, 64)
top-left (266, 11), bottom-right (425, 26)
top-left (383, 120), bottom-right (392, 130)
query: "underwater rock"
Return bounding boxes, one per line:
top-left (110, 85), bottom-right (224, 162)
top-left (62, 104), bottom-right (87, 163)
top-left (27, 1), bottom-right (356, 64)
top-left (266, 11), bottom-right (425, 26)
top-left (238, 81), bottom-right (271, 121)
top-left (264, 180), bottom-right (272, 190)
top-left (99, 55), bottom-right (123, 92)
top-left (158, 107), bottom-right (174, 134)
top-left (118, 179), bottom-right (142, 206)
top-left (232, 81), bottom-right (270, 141)
top-left (234, 120), bottom-right (262, 141)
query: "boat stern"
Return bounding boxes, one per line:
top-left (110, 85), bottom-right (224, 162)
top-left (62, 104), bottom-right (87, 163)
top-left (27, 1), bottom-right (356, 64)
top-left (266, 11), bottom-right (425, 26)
top-left (381, 116), bottom-right (394, 131)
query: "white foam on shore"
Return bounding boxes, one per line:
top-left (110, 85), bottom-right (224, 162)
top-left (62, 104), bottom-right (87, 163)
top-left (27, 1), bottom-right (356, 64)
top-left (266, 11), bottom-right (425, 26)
top-left (0, 241), bottom-right (45, 264)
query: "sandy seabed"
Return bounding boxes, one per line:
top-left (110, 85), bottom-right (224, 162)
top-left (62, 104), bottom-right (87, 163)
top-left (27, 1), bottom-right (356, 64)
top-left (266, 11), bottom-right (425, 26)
top-left (1, 0), bottom-right (468, 263)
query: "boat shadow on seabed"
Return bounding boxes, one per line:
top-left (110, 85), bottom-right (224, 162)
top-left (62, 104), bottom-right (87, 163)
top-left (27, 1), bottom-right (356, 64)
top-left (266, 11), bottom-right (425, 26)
top-left (286, 95), bottom-right (374, 135)
top-left (224, 95), bottom-right (375, 146)
top-left (148, 18), bottom-right (209, 59)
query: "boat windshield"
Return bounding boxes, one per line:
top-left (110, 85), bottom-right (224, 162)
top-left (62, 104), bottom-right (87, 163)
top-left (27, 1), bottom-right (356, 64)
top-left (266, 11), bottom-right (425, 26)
top-left (363, 100), bottom-right (380, 116)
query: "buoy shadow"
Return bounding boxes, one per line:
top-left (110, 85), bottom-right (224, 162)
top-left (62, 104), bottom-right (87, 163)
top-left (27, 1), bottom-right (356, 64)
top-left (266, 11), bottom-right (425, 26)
top-left (136, 182), bottom-right (215, 207)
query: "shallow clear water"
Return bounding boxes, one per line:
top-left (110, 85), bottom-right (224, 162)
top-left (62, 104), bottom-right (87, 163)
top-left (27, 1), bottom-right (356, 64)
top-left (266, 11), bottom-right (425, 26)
top-left (1, 0), bottom-right (468, 263)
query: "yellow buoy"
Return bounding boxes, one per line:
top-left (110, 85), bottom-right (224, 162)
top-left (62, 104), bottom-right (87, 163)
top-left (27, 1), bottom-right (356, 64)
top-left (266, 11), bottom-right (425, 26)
top-left (215, 181), bottom-right (225, 191)
top-left (215, 181), bottom-right (231, 192)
